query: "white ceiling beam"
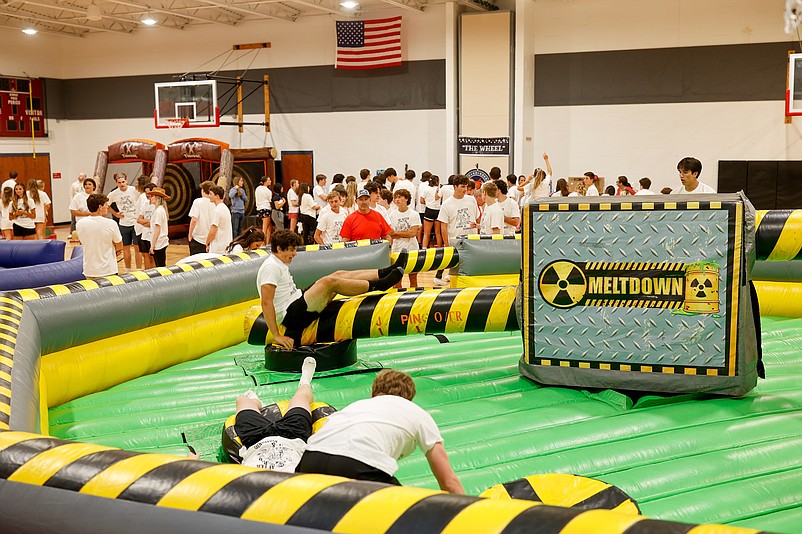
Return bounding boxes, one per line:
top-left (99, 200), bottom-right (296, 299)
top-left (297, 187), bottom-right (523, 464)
top-left (452, 0), bottom-right (489, 11)
top-left (377, 0), bottom-right (425, 13)
top-left (284, 0), bottom-right (340, 15)
top-left (0, 19), bottom-right (84, 36)
top-left (15, 0), bottom-right (141, 28)
top-left (190, 0), bottom-right (296, 21)
top-left (104, 0), bottom-right (238, 25)
top-left (0, 8), bottom-right (133, 32)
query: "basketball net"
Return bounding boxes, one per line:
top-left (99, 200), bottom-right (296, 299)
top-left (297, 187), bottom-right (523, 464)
top-left (166, 118), bottom-right (188, 139)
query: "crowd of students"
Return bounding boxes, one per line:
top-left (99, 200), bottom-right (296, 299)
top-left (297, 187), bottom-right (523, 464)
top-left (1, 172), bottom-right (52, 240)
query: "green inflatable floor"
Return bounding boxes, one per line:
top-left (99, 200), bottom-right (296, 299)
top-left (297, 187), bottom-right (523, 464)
top-left (49, 319), bottom-right (802, 533)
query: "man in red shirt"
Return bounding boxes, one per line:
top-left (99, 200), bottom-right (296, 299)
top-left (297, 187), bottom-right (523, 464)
top-left (340, 188), bottom-right (392, 242)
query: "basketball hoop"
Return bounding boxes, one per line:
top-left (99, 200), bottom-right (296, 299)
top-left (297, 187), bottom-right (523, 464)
top-left (166, 117), bottom-right (188, 139)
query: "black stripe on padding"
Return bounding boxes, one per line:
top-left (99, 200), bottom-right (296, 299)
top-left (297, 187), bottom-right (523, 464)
top-left (315, 299), bottom-right (347, 343)
top-left (432, 334), bottom-right (449, 343)
top-left (351, 294), bottom-right (383, 339)
top-left (44, 449), bottom-right (140, 491)
top-left (502, 478), bottom-right (541, 501)
top-left (571, 484), bottom-right (639, 512)
top-left (388, 291), bottom-right (421, 336)
top-left (386, 493), bottom-right (478, 534)
top-left (622, 518), bottom-right (695, 534)
top-left (0, 393), bottom-right (9, 407)
top-left (286, 480), bottom-right (385, 530)
top-left (499, 504), bottom-right (583, 534)
top-left (423, 289), bottom-right (459, 335)
top-left (116, 460), bottom-right (209, 505)
top-left (465, 287), bottom-right (501, 333)
top-left (755, 209), bottom-right (790, 261)
top-left (0, 362), bottom-right (10, 375)
top-left (198, 470), bottom-right (294, 517)
top-left (0, 437), bottom-right (63, 479)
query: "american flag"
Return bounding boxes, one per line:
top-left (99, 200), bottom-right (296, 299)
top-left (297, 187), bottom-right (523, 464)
top-left (336, 16), bottom-right (403, 70)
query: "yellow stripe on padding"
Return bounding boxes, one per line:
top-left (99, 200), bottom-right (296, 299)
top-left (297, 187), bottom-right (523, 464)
top-left (158, 463), bottom-right (262, 510)
top-left (559, 509), bottom-right (643, 534)
top-left (686, 525), bottom-right (761, 534)
top-left (370, 292), bottom-right (404, 338)
top-left (241, 474), bottom-right (348, 524)
top-left (0, 431), bottom-right (39, 450)
top-left (486, 286), bottom-right (516, 331)
top-left (334, 486), bottom-right (438, 532)
top-left (767, 210), bottom-right (802, 262)
top-left (8, 442), bottom-right (111, 485)
top-left (333, 295), bottom-right (366, 341)
top-left (445, 288), bottom-right (479, 334)
top-left (81, 454), bottom-right (185, 498)
top-left (441, 498), bottom-right (539, 534)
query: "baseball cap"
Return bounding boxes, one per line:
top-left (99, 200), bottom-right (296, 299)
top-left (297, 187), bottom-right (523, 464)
top-left (357, 188), bottom-right (370, 198)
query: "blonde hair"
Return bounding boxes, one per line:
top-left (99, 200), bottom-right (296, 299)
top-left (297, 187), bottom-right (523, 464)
top-left (344, 181), bottom-right (357, 209)
top-left (27, 179), bottom-right (40, 204)
top-left (533, 168), bottom-right (546, 190)
top-left (2, 187), bottom-right (12, 208)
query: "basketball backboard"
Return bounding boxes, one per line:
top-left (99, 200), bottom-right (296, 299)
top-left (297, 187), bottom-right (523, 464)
top-left (154, 80), bottom-right (219, 128)
top-left (787, 53), bottom-right (802, 116)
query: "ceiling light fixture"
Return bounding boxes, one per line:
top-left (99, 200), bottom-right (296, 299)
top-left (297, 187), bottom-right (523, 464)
top-left (339, 1), bottom-right (359, 8)
top-left (22, 27), bottom-right (37, 35)
top-left (86, 1), bottom-right (102, 21)
top-left (141, 12), bottom-right (157, 25)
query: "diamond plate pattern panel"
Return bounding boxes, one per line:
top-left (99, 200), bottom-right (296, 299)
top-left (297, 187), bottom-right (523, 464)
top-left (530, 209), bottom-right (729, 368)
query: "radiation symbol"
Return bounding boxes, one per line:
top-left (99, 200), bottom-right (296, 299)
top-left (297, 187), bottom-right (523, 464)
top-left (538, 260), bottom-right (587, 308)
top-left (690, 277), bottom-right (713, 298)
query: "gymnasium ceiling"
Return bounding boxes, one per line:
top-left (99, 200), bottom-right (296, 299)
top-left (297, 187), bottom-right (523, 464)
top-left (0, 0), bottom-right (494, 37)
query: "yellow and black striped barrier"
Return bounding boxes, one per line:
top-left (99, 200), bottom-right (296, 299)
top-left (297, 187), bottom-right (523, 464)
top-left (247, 285), bottom-right (519, 346)
top-left (0, 296), bottom-right (22, 430)
top-left (756, 209), bottom-right (802, 261)
top-left (0, 431), bottom-right (766, 534)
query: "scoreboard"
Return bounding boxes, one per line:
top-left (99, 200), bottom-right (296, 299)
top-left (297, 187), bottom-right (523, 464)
top-left (0, 77), bottom-right (47, 138)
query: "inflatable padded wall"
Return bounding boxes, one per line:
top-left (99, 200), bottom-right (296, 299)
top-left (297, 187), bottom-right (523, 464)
top-left (519, 193), bottom-right (761, 395)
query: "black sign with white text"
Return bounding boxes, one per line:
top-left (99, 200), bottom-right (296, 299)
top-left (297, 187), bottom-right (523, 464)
top-left (457, 136), bottom-right (509, 156)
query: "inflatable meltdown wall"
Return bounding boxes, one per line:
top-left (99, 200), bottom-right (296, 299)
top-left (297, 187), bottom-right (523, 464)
top-left (519, 193), bottom-right (761, 395)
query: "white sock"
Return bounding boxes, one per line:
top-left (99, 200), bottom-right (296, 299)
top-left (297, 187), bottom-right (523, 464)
top-left (243, 389), bottom-right (261, 403)
top-left (299, 357), bottom-right (316, 387)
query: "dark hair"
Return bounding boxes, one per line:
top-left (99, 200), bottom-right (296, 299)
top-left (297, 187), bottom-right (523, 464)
top-left (583, 172), bottom-right (597, 182)
top-left (429, 175), bottom-right (440, 187)
top-left (605, 185), bottom-right (616, 196)
top-left (506, 173), bottom-right (517, 185)
top-left (421, 170), bottom-right (432, 182)
top-left (261, 175), bottom-right (271, 185)
top-left (83, 177), bottom-right (97, 189)
top-left (87, 193), bottom-right (108, 213)
top-left (9, 171), bottom-right (17, 179)
top-left (299, 182), bottom-right (310, 196)
top-left (210, 185), bottom-right (225, 198)
top-left (227, 226), bottom-right (266, 252)
top-left (373, 174), bottom-right (386, 187)
top-left (332, 173), bottom-right (345, 184)
top-left (453, 175), bottom-right (470, 187)
top-left (380, 189), bottom-right (393, 203)
top-left (384, 167), bottom-right (397, 178)
top-left (360, 168), bottom-right (370, 180)
top-left (364, 181), bottom-right (380, 194)
top-left (315, 174), bottom-right (327, 184)
top-left (639, 177), bottom-right (652, 190)
top-left (272, 183), bottom-right (284, 194)
top-left (495, 179), bottom-right (508, 195)
top-left (677, 157), bottom-right (702, 176)
top-left (405, 169), bottom-right (415, 180)
top-left (555, 178), bottom-right (570, 196)
top-left (661, 187), bottom-right (673, 194)
top-left (271, 229), bottom-right (303, 251)
top-left (617, 176), bottom-right (631, 188)
top-left (371, 369), bottom-right (416, 400)
top-left (489, 167), bottom-right (502, 180)
top-left (393, 188), bottom-right (412, 202)
top-left (345, 175), bottom-right (356, 183)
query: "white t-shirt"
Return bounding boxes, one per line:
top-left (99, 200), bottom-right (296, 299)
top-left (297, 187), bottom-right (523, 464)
top-left (440, 184), bottom-right (455, 204)
top-left (422, 184), bottom-right (441, 210)
top-left (388, 208), bottom-right (421, 252)
top-left (209, 202), bottom-right (233, 254)
top-left (69, 192), bottom-right (90, 222)
top-left (28, 191), bottom-right (51, 224)
top-left (107, 186), bottom-right (138, 227)
top-left (76, 216), bottom-right (122, 277)
top-left (11, 198), bottom-right (35, 229)
top-left (69, 179), bottom-right (83, 199)
top-left (134, 193), bottom-right (149, 236)
top-left (634, 189), bottom-right (657, 195)
top-left (240, 435), bottom-right (306, 473)
top-left (498, 197), bottom-right (520, 236)
top-left (373, 203), bottom-right (389, 219)
top-left (255, 185), bottom-right (273, 211)
top-left (393, 179), bottom-right (417, 211)
top-left (416, 182), bottom-right (429, 213)
top-left (532, 175), bottom-right (552, 199)
top-left (480, 201), bottom-right (504, 235)
top-left (150, 205), bottom-right (169, 250)
top-left (306, 395), bottom-right (443, 477)
top-left (677, 182), bottom-right (716, 194)
top-left (256, 254), bottom-right (302, 324)
top-left (188, 197), bottom-right (214, 244)
top-left (438, 195), bottom-right (479, 240)
top-left (287, 188), bottom-right (300, 214)
top-left (316, 208), bottom-right (347, 244)
top-left (3, 179), bottom-right (18, 192)
top-left (1, 201), bottom-right (12, 231)
top-left (313, 184), bottom-right (328, 210)
top-left (300, 194), bottom-right (317, 218)
top-left (507, 184), bottom-right (520, 203)
top-left (585, 184), bottom-right (600, 196)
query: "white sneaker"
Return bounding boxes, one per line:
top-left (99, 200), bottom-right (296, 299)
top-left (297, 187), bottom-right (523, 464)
top-left (433, 277), bottom-right (448, 286)
top-left (443, 274), bottom-right (451, 282)
top-left (242, 390), bottom-right (261, 402)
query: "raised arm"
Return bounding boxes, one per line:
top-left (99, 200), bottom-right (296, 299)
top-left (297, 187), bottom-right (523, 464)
top-left (425, 442), bottom-right (465, 494)
top-left (543, 152), bottom-right (553, 177)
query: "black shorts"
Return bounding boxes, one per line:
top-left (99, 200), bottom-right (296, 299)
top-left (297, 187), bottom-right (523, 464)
top-left (12, 224), bottom-right (35, 237)
top-left (296, 451), bottom-right (401, 485)
top-left (257, 209), bottom-right (271, 219)
top-left (282, 294), bottom-right (320, 347)
top-left (423, 208), bottom-right (440, 222)
top-left (138, 238), bottom-right (150, 254)
top-left (234, 407), bottom-right (313, 448)
top-left (119, 224), bottom-right (135, 246)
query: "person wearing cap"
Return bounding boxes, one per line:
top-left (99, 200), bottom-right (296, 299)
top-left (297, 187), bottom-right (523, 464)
top-left (340, 188), bottom-right (391, 242)
top-left (76, 193), bottom-right (122, 278)
top-left (147, 186), bottom-right (171, 267)
top-left (206, 185), bottom-right (234, 254)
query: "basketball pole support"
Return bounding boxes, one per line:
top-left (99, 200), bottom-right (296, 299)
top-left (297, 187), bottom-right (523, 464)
top-left (787, 49), bottom-right (794, 125)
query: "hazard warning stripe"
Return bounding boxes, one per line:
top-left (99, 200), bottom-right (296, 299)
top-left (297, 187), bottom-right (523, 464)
top-left (531, 358), bottom-right (727, 376)
top-left (393, 247), bottom-right (460, 274)
top-left (755, 209), bottom-right (802, 261)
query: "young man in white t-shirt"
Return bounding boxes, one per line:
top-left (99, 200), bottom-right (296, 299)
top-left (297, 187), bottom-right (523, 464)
top-left (107, 173), bottom-right (140, 272)
top-left (495, 180), bottom-right (521, 235)
top-left (297, 369), bottom-right (464, 493)
top-left (314, 191), bottom-right (347, 245)
top-left (188, 181), bottom-right (215, 255)
top-left (676, 157), bottom-right (716, 194)
top-left (230, 357), bottom-right (318, 472)
top-left (387, 188), bottom-right (420, 287)
top-left (206, 185), bottom-right (233, 254)
top-left (76, 193), bottom-right (122, 278)
top-left (69, 177), bottom-right (96, 225)
top-left (389, 168), bottom-right (417, 211)
top-left (257, 230), bottom-right (404, 349)
top-left (480, 182), bottom-right (504, 235)
top-left (434, 175), bottom-right (479, 285)
top-left (313, 174), bottom-right (328, 211)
